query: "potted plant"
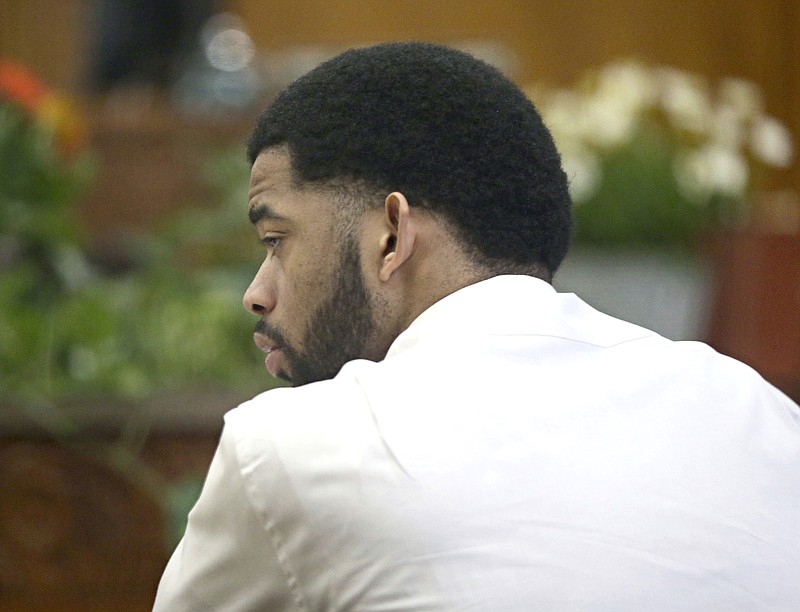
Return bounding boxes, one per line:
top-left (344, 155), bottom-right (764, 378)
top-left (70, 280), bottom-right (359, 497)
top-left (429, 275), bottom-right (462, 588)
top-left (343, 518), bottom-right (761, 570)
top-left (0, 62), bottom-right (278, 577)
top-left (526, 60), bottom-right (794, 340)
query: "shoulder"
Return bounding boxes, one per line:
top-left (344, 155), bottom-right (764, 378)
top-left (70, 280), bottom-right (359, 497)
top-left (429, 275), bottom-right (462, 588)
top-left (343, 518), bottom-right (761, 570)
top-left (220, 360), bottom-right (411, 514)
top-left (224, 362), bottom-right (377, 449)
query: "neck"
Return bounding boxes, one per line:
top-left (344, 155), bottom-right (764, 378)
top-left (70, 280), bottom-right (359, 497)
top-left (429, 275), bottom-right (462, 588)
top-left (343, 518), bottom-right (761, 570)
top-left (395, 226), bottom-right (496, 331)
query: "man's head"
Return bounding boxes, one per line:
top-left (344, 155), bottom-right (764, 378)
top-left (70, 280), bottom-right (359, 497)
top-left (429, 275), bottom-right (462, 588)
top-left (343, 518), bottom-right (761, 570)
top-left (247, 41), bottom-right (571, 276)
top-left (243, 42), bottom-right (572, 385)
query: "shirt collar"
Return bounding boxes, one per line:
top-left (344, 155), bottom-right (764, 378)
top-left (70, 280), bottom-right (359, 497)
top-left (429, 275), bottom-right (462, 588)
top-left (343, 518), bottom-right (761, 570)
top-left (386, 275), bottom-right (557, 358)
top-left (385, 274), bottom-right (653, 359)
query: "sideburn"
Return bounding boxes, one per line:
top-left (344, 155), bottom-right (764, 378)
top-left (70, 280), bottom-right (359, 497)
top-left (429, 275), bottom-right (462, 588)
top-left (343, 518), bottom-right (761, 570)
top-left (287, 236), bottom-right (378, 385)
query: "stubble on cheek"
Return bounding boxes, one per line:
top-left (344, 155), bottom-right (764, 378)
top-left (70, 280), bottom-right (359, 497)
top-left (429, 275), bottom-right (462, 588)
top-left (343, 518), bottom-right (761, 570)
top-left (285, 241), bottom-right (379, 385)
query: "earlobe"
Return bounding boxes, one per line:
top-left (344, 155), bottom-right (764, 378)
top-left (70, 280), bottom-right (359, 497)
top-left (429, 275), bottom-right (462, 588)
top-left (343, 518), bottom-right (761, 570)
top-left (379, 192), bottom-right (414, 282)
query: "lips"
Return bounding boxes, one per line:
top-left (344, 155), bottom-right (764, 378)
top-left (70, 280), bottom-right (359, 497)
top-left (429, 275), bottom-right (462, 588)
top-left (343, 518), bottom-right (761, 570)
top-left (253, 332), bottom-right (279, 355)
top-left (253, 331), bottom-right (285, 378)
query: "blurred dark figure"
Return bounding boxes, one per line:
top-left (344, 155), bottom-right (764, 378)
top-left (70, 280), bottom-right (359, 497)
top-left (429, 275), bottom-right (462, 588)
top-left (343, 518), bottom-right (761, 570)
top-left (87, 0), bottom-right (219, 91)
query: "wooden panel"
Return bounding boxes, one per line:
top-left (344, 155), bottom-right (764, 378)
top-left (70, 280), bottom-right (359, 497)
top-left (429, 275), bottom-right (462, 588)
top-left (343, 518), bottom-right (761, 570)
top-left (789, 1), bottom-right (800, 195)
top-left (229, 1), bottom-right (791, 81)
top-left (707, 230), bottom-right (800, 399)
top-left (230, 0), bottom-right (798, 191)
top-left (0, 436), bottom-right (217, 612)
top-left (0, 0), bottom-right (88, 90)
top-left (79, 103), bottom-right (257, 242)
top-left (2, 0), bottom-right (798, 212)
top-left (1, 0), bottom-right (796, 121)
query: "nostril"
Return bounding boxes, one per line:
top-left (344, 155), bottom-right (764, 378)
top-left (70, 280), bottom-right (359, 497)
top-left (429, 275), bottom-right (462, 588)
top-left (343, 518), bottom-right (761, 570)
top-left (243, 276), bottom-right (275, 314)
top-left (243, 293), bottom-right (265, 315)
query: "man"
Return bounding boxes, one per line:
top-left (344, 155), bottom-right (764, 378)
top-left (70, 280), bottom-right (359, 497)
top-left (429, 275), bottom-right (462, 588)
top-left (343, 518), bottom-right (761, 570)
top-left (154, 42), bottom-right (800, 610)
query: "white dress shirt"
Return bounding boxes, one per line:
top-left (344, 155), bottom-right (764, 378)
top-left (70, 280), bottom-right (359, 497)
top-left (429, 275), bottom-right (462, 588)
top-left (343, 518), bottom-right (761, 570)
top-left (154, 275), bottom-right (800, 611)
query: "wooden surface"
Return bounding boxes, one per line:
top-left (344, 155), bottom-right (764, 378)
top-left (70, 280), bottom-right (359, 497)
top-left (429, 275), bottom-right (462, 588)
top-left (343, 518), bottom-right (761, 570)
top-left (0, 435), bottom-right (218, 612)
top-left (2, 0), bottom-right (798, 227)
top-left (77, 100), bottom-right (257, 241)
top-left (190, 0), bottom-right (800, 193)
top-left (707, 230), bottom-right (800, 400)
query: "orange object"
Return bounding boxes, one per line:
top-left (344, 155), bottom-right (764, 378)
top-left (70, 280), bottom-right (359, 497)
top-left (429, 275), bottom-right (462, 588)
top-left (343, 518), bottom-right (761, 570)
top-left (0, 60), bottom-right (47, 112)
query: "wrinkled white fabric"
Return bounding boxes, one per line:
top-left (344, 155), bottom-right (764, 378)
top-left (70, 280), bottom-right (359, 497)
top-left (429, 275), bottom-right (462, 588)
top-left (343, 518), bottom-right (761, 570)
top-left (154, 275), bottom-right (800, 611)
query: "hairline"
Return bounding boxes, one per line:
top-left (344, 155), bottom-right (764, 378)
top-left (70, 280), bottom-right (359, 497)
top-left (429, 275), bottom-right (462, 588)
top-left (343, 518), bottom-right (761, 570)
top-left (257, 143), bottom-right (553, 283)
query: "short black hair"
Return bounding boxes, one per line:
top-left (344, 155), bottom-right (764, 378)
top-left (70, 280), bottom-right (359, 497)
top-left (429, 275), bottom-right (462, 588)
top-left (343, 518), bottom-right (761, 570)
top-left (247, 41), bottom-right (572, 277)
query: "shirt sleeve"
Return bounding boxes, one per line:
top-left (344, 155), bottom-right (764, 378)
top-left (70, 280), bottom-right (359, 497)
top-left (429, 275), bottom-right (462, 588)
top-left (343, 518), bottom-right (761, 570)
top-left (152, 422), bottom-right (304, 611)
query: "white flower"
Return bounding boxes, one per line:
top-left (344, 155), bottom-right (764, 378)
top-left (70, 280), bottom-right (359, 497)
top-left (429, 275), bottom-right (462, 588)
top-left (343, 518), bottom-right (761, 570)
top-left (658, 68), bottom-right (713, 134)
top-left (528, 60), bottom-right (793, 239)
top-left (559, 145), bottom-right (602, 203)
top-left (538, 89), bottom-right (586, 145)
top-left (710, 104), bottom-right (746, 149)
top-left (582, 94), bottom-right (639, 149)
top-left (596, 61), bottom-right (656, 113)
top-left (750, 115), bottom-right (794, 168)
top-left (719, 77), bottom-right (763, 120)
top-left (676, 144), bottom-right (749, 201)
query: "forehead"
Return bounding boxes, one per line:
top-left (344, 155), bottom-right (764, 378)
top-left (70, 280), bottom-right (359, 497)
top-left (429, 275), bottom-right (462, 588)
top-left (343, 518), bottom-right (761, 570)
top-left (248, 148), bottom-right (335, 223)
top-left (248, 147), bottom-right (299, 206)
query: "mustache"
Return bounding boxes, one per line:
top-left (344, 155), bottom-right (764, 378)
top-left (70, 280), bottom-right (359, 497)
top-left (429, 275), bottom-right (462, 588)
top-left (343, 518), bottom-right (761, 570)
top-left (254, 319), bottom-right (289, 348)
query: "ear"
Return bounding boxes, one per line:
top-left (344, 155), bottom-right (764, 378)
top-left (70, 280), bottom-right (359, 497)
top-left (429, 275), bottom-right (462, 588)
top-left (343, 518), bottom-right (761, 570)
top-left (379, 192), bottom-right (415, 282)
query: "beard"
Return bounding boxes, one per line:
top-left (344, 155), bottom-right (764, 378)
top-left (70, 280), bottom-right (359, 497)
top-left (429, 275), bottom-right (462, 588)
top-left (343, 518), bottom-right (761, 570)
top-left (256, 236), bottom-right (379, 386)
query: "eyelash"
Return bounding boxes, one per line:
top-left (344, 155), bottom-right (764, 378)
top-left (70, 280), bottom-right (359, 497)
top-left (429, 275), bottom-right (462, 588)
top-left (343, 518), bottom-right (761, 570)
top-left (259, 236), bottom-right (282, 253)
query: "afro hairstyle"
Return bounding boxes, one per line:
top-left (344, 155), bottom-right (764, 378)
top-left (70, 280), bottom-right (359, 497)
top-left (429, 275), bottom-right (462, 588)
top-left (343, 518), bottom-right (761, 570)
top-left (247, 41), bottom-right (572, 276)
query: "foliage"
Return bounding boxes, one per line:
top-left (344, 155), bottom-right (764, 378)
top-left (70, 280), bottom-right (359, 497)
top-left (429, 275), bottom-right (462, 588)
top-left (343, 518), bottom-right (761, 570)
top-left (1, 61), bottom-right (280, 546)
top-left (0, 60), bottom-right (278, 408)
top-left (0, 60), bottom-right (94, 289)
top-left (527, 60), bottom-right (794, 249)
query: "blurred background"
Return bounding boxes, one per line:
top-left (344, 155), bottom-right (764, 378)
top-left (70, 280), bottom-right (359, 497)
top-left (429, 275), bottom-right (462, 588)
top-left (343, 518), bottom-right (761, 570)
top-left (1, 1), bottom-right (799, 609)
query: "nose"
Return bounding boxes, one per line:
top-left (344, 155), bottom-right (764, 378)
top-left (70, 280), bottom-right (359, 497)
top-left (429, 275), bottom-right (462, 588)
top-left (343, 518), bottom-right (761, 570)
top-left (243, 259), bottom-right (276, 316)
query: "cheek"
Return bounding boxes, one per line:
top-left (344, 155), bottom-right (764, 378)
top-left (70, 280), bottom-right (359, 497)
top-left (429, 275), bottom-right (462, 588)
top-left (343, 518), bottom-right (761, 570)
top-left (282, 254), bottom-right (335, 323)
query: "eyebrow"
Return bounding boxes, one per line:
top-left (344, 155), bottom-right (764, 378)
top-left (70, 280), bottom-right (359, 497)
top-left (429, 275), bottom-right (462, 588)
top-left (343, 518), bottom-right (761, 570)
top-left (248, 203), bottom-right (289, 225)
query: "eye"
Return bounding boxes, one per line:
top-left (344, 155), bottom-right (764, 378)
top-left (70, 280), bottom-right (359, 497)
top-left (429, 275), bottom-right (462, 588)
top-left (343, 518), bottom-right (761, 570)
top-left (259, 235), bottom-right (283, 255)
